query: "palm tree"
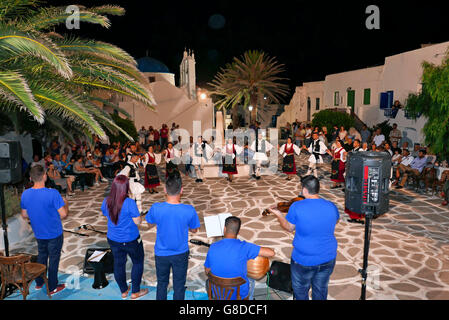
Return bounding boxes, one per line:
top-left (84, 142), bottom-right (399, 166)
top-left (209, 50), bottom-right (289, 129)
top-left (0, 1), bottom-right (155, 142)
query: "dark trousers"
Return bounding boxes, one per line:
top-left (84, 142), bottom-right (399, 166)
top-left (155, 251), bottom-right (189, 300)
top-left (290, 258), bottom-right (336, 300)
top-left (107, 237), bottom-right (144, 294)
top-left (35, 235), bottom-right (64, 292)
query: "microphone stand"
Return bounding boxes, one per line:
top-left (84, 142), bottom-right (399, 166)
top-left (359, 209), bottom-right (374, 300)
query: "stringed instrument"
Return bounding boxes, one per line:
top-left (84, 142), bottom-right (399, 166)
top-left (262, 196), bottom-right (305, 216)
top-left (190, 239), bottom-right (270, 280)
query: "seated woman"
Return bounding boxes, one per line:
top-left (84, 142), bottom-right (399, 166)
top-left (47, 162), bottom-right (75, 196)
top-left (85, 153), bottom-right (107, 183)
top-left (102, 175), bottom-right (148, 299)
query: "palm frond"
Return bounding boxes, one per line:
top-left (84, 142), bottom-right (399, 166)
top-left (0, 25), bottom-right (72, 78)
top-left (0, 0), bottom-right (41, 20)
top-left (88, 5), bottom-right (125, 16)
top-left (88, 95), bottom-right (131, 118)
top-left (0, 71), bottom-right (44, 123)
top-left (57, 37), bottom-right (137, 66)
top-left (29, 82), bottom-right (106, 139)
top-left (19, 6), bottom-right (111, 32)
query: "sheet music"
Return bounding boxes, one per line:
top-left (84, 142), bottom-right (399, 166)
top-left (88, 250), bottom-right (108, 262)
top-left (204, 213), bottom-right (232, 238)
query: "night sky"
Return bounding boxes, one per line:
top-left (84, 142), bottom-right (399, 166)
top-left (55, 0), bottom-right (449, 102)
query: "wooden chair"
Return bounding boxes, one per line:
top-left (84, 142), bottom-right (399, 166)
top-left (0, 254), bottom-right (51, 300)
top-left (207, 273), bottom-right (248, 300)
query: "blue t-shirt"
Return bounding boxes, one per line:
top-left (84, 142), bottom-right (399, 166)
top-left (102, 198), bottom-right (140, 243)
top-left (286, 198), bottom-right (339, 266)
top-left (146, 202), bottom-right (200, 256)
top-left (204, 239), bottom-right (260, 300)
top-left (20, 188), bottom-right (65, 240)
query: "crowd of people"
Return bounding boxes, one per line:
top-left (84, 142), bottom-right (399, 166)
top-left (17, 119), bottom-right (449, 301)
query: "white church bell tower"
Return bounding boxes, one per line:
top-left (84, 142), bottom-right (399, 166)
top-left (180, 49), bottom-right (197, 100)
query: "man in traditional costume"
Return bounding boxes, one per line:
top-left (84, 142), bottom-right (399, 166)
top-left (302, 132), bottom-right (332, 178)
top-left (118, 153), bottom-right (146, 215)
top-left (279, 137), bottom-right (301, 180)
top-left (250, 130), bottom-right (273, 180)
top-left (191, 136), bottom-right (214, 183)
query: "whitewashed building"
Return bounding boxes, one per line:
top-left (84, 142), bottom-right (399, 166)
top-left (106, 50), bottom-right (214, 137)
top-left (279, 41), bottom-right (449, 145)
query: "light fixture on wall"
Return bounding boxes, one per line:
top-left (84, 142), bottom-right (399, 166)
top-left (347, 87), bottom-right (352, 92)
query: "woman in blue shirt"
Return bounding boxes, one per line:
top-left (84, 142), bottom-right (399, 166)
top-left (102, 174), bottom-right (148, 299)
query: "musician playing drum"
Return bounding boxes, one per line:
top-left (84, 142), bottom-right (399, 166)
top-left (204, 216), bottom-right (275, 300)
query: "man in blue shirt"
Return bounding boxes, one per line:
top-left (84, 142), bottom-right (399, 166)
top-left (20, 165), bottom-right (69, 295)
top-left (204, 216), bottom-right (275, 300)
top-left (396, 149), bottom-right (428, 189)
top-left (272, 175), bottom-right (339, 300)
top-left (146, 173), bottom-right (200, 300)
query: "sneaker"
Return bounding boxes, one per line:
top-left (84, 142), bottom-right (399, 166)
top-left (442, 201), bottom-right (448, 206)
top-left (35, 284), bottom-right (44, 290)
top-left (50, 284), bottom-right (65, 295)
top-left (94, 182), bottom-right (100, 187)
top-left (101, 178), bottom-right (108, 183)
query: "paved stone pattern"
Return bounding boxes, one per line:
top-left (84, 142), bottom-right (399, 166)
top-left (12, 154), bottom-right (449, 300)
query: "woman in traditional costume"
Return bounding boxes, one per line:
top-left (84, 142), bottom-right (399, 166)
top-left (222, 138), bottom-right (243, 182)
top-left (143, 145), bottom-right (161, 194)
top-left (163, 142), bottom-right (180, 178)
top-left (279, 137), bottom-right (301, 180)
top-left (330, 139), bottom-right (347, 189)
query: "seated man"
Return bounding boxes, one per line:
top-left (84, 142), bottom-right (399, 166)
top-left (396, 149), bottom-right (428, 189)
top-left (204, 217), bottom-right (275, 300)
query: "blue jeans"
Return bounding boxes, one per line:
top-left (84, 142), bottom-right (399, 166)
top-left (108, 236), bottom-right (144, 294)
top-left (155, 251), bottom-right (189, 300)
top-left (291, 258), bottom-right (336, 300)
top-left (36, 234), bottom-right (64, 292)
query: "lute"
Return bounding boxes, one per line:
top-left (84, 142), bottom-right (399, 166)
top-left (190, 239), bottom-right (270, 280)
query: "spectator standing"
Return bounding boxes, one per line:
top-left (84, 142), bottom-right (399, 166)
top-left (146, 174), bottom-right (201, 300)
top-left (20, 165), bottom-right (68, 295)
top-left (360, 125), bottom-right (371, 144)
top-left (102, 175), bottom-right (148, 300)
top-left (271, 175), bottom-right (339, 300)
top-left (390, 124), bottom-right (402, 145)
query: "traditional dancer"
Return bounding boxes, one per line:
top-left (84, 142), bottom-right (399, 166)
top-left (191, 136), bottom-right (214, 183)
top-left (143, 145), bottom-right (161, 194)
top-left (250, 131), bottom-right (274, 180)
top-left (302, 132), bottom-right (332, 178)
top-left (279, 137), bottom-right (301, 180)
top-left (330, 139), bottom-right (347, 189)
top-left (118, 153), bottom-right (146, 215)
top-left (163, 142), bottom-right (180, 178)
top-left (222, 137), bottom-right (243, 182)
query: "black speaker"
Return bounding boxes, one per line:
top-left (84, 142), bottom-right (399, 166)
top-left (0, 141), bottom-right (22, 184)
top-left (267, 261), bottom-right (293, 293)
top-left (82, 248), bottom-right (114, 274)
top-left (345, 152), bottom-right (391, 216)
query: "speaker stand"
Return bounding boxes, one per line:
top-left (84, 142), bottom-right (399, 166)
top-left (359, 211), bottom-right (374, 300)
top-left (0, 184), bottom-right (10, 257)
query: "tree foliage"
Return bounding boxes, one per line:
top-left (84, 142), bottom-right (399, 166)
top-left (0, 0), bottom-right (154, 143)
top-left (405, 49), bottom-right (449, 159)
top-left (209, 50), bottom-right (289, 128)
top-left (311, 109), bottom-right (355, 135)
